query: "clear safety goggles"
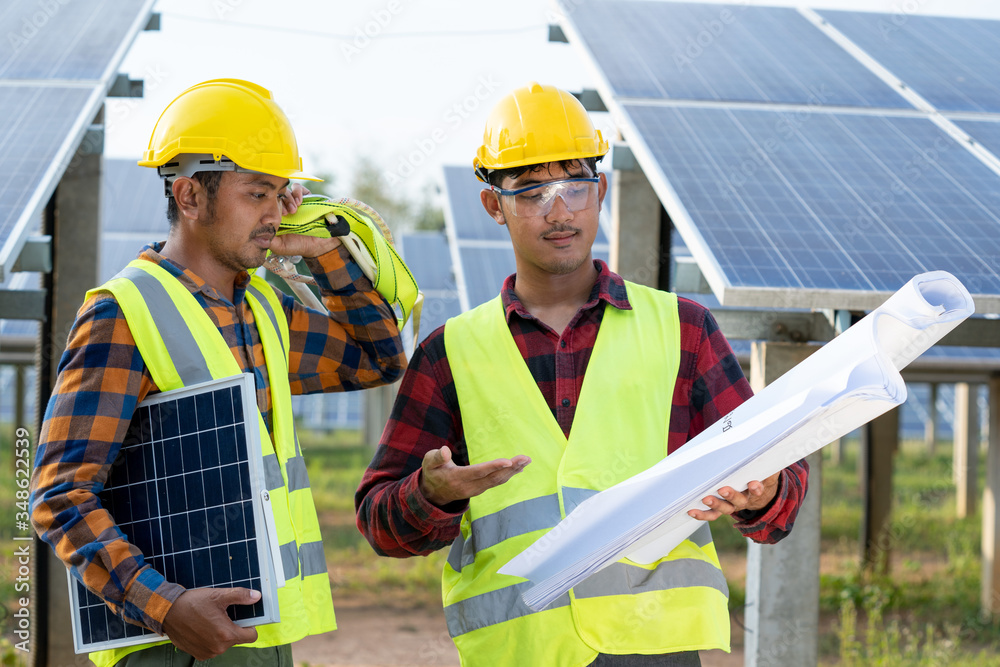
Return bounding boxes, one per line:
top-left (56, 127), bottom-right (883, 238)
top-left (493, 177), bottom-right (599, 217)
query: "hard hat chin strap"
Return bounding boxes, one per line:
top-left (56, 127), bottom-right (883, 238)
top-left (157, 153), bottom-right (260, 197)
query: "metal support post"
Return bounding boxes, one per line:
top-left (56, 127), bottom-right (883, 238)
top-left (744, 342), bottom-right (821, 667)
top-left (860, 408), bottom-right (899, 574)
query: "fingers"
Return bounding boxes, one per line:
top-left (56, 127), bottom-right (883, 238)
top-left (420, 449), bottom-right (530, 507)
top-left (689, 477), bottom-right (779, 521)
top-left (233, 625), bottom-right (259, 646)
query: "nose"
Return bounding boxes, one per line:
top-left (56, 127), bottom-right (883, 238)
top-left (545, 193), bottom-right (573, 223)
top-left (263, 196), bottom-right (282, 224)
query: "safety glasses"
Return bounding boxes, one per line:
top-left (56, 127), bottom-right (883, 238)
top-left (493, 178), bottom-right (599, 218)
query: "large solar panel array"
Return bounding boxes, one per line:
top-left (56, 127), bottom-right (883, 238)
top-left (443, 165), bottom-right (612, 311)
top-left (0, 0), bottom-right (155, 281)
top-left (70, 374), bottom-right (280, 653)
top-left (558, 0), bottom-right (1000, 313)
top-left (818, 10), bottom-right (1000, 114)
top-left (565, 1), bottom-right (910, 109)
top-left (624, 105), bottom-right (1000, 301)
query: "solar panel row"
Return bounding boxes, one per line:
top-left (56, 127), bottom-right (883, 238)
top-left (623, 104), bottom-right (1000, 301)
top-left (0, 0), bottom-right (155, 280)
top-left (559, 0), bottom-right (1000, 310)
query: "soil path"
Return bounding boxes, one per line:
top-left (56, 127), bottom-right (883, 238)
top-left (292, 600), bottom-right (745, 667)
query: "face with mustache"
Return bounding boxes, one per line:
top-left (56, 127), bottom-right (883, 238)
top-left (199, 172), bottom-right (289, 274)
top-left (483, 162), bottom-right (607, 279)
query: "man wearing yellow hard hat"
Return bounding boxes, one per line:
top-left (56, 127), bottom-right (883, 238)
top-left (356, 82), bottom-right (810, 666)
top-left (30, 79), bottom-right (406, 665)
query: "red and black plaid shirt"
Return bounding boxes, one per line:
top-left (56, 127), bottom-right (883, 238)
top-left (356, 260), bottom-right (808, 557)
top-left (30, 242), bottom-right (406, 633)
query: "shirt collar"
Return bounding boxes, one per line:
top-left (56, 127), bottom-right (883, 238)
top-left (139, 242), bottom-right (252, 304)
top-left (500, 259), bottom-right (632, 323)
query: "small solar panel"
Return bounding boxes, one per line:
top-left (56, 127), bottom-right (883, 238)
top-left (69, 374), bottom-right (281, 653)
top-left (819, 10), bottom-right (1000, 113)
top-left (561, 0), bottom-right (908, 108)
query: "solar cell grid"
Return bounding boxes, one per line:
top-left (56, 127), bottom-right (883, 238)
top-left (0, 0), bottom-right (152, 80)
top-left (70, 374), bottom-right (278, 653)
top-left (819, 10), bottom-right (1000, 113)
top-left (623, 104), bottom-right (1000, 303)
top-left (0, 85), bottom-right (94, 274)
top-left (561, 0), bottom-right (908, 108)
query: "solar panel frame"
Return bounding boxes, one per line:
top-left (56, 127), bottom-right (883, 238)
top-left (68, 373), bottom-right (281, 654)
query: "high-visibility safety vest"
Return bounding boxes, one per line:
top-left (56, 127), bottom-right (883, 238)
top-left (85, 259), bottom-right (336, 667)
top-left (443, 283), bottom-right (730, 667)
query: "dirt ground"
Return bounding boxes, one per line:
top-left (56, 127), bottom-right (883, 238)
top-left (292, 597), bottom-right (746, 667)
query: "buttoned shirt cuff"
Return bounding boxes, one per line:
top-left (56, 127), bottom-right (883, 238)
top-left (122, 567), bottom-right (185, 635)
top-left (406, 471), bottom-right (468, 525)
top-left (732, 472), bottom-right (784, 534)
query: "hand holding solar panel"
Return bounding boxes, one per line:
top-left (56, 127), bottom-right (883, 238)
top-left (161, 587), bottom-right (262, 660)
top-left (69, 375), bottom-right (282, 653)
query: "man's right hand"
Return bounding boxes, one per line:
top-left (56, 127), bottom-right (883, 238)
top-left (161, 587), bottom-right (261, 660)
top-left (419, 446), bottom-right (531, 507)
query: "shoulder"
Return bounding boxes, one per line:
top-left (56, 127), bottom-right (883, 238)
top-left (676, 296), bottom-right (713, 329)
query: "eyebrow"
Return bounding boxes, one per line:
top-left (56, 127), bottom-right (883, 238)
top-left (244, 177), bottom-right (291, 190)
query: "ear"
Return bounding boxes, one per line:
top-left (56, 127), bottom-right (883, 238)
top-left (596, 172), bottom-right (608, 207)
top-left (171, 176), bottom-right (203, 223)
top-left (480, 188), bottom-right (507, 226)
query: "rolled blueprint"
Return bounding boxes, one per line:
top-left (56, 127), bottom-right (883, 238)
top-left (498, 271), bottom-right (975, 611)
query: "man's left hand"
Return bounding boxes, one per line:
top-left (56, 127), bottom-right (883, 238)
top-left (688, 471), bottom-right (781, 521)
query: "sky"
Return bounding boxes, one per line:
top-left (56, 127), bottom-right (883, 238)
top-left (106, 0), bottom-right (1000, 205)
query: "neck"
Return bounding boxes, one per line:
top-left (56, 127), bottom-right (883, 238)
top-left (513, 258), bottom-right (598, 334)
top-left (160, 233), bottom-right (239, 303)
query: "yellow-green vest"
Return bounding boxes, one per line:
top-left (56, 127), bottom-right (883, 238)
top-left (442, 282), bottom-right (729, 667)
top-left (85, 259), bottom-right (336, 666)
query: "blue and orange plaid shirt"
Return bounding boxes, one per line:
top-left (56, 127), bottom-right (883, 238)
top-left (356, 260), bottom-right (809, 557)
top-left (30, 242), bottom-right (406, 634)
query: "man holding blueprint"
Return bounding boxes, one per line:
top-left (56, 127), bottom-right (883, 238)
top-left (356, 82), bottom-right (809, 667)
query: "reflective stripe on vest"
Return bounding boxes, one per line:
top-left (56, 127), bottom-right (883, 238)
top-left (442, 283), bottom-right (730, 666)
top-left (85, 260), bottom-right (336, 667)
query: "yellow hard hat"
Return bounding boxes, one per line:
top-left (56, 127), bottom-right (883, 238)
top-left (473, 82), bottom-right (608, 182)
top-left (138, 78), bottom-right (320, 182)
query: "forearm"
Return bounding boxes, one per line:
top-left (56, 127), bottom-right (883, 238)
top-left (355, 465), bottom-right (465, 557)
top-left (285, 245), bottom-right (406, 393)
top-left (28, 296), bottom-right (184, 631)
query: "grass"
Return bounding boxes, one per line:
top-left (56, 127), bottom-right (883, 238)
top-left (5, 423), bottom-right (1000, 664)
